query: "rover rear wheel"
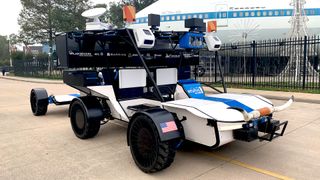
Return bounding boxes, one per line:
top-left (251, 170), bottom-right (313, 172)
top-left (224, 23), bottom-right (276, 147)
top-left (70, 99), bottom-right (100, 139)
top-left (30, 88), bottom-right (48, 116)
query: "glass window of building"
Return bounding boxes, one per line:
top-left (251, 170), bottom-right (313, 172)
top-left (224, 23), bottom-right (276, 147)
top-left (257, 11), bottom-right (261, 16)
top-left (263, 11), bottom-right (267, 16)
top-left (233, 12), bottom-right (237, 17)
top-left (286, 10), bottom-right (291, 16)
top-left (223, 12), bottom-right (227, 18)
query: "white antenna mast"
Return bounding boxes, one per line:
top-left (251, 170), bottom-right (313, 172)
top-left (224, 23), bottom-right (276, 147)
top-left (279, 0), bottom-right (318, 82)
top-left (289, 0), bottom-right (308, 37)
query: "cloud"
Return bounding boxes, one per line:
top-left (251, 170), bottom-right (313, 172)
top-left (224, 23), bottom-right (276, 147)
top-left (0, 0), bottom-right (120, 36)
top-left (0, 0), bottom-right (22, 36)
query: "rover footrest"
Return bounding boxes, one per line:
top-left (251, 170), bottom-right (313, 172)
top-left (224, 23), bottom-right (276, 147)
top-left (258, 120), bottom-right (288, 142)
top-left (127, 104), bottom-right (160, 111)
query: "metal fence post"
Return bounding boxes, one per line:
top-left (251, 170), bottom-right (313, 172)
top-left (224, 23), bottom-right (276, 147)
top-left (302, 36), bottom-right (307, 90)
top-left (214, 51), bottom-right (218, 82)
top-left (252, 41), bottom-right (257, 87)
top-left (216, 51), bottom-right (227, 93)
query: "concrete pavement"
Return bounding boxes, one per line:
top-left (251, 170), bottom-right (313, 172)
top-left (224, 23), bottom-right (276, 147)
top-left (0, 75), bottom-right (62, 84)
top-left (1, 77), bottom-right (320, 179)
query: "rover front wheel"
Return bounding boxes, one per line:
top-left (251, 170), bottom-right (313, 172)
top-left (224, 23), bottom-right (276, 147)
top-left (128, 114), bottom-right (176, 173)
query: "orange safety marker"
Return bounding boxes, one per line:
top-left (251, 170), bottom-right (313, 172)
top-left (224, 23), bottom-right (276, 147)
top-left (258, 107), bottom-right (272, 116)
top-left (207, 20), bottom-right (217, 32)
top-left (123, 5), bottom-right (136, 23)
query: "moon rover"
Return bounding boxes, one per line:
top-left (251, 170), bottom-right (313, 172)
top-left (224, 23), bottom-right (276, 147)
top-left (30, 12), bottom-right (292, 173)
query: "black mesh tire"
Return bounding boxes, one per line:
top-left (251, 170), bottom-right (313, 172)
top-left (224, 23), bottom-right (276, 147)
top-left (30, 88), bottom-right (48, 116)
top-left (70, 99), bottom-right (100, 139)
top-left (128, 114), bottom-right (177, 173)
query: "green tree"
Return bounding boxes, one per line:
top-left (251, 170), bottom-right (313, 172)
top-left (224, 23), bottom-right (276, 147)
top-left (9, 32), bottom-right (33, 48)
top-left (53, 0), bottom-right (91, 32)
top-left (18, 0), bottom-right (91, 50)
top-left (0, 36), bottom-right (10, 63)
top-left (93, 3), bottom-right (108, 22)
top-left (108, 0), bottom-right (158, 28)
top-left (108, 2), bottom-right (124, 28)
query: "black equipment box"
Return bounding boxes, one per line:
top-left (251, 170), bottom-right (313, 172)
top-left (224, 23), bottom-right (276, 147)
top-left (63, 70), bottom-right (100, 87)
top-left (55, 29), bottom-right (200, 68)
top-left (258, 120), bottom-right (280, 133)
top-left (55, 30), bottom-right (137, 68)
top-left (233, 128), bottom-right (258, 142)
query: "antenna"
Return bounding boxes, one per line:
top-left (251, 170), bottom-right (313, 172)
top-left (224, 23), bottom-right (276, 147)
top-left (279, 0), bottom-right (318, 84)
top-left (82, 8), bottom-right (111, 30)
top-left (82, 8), bottom-right (106, 23)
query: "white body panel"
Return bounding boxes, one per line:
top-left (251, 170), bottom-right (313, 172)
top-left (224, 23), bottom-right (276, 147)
top-left (131, 0), bottom-right (320, 42)
top-left (164, 105), bottom-right (219, 146)
top-left (163, 101), bottom-right (239, 147)
top-left (54, 95), bottom-right (77, 103)
top-left (163, 98), bottom-right (241, 121)
top-left (88, 85), bottom-right (129, 121)
top-left (156, 68), bottom-right (178, 85)
top-left (119, 69), bottom-right (147, 89)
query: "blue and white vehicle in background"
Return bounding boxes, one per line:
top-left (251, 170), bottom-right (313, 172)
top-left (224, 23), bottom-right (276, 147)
top-left (132, 0), bottom-right (320, 42)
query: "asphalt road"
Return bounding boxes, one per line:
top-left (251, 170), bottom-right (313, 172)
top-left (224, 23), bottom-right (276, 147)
top-left (1, 78), bottom-right (320, 180)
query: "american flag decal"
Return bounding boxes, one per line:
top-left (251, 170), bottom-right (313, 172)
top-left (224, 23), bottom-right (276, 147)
top-left (160, 121), bottom-right (178, 133)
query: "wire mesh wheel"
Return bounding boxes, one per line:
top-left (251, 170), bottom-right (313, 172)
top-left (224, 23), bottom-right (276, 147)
top-left (128, 114), bottom-right (177, 173)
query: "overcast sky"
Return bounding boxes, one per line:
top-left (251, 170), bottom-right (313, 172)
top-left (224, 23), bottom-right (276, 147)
top-left (0, 0), bottom-right (119, 36)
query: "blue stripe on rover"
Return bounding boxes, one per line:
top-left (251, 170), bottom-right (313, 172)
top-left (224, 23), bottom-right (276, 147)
top-left (178, 79), bottom-right (253, 112)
